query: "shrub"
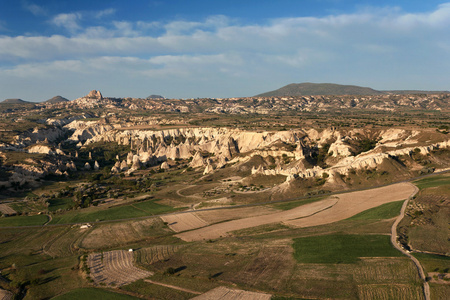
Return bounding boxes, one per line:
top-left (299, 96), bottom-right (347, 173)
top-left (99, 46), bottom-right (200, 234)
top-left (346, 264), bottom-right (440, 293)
top-left (164, 267), bottom-right (176, 275)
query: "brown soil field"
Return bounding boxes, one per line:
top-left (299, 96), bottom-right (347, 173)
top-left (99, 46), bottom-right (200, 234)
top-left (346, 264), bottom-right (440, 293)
top-left (176, 182), bottom-right (415, 242)
top-left (195, 206), bottom-right (279, 224)
top-left (356, 284), bottom-right (423, 300)
top-left (87, 250), bottom-right (153, 286)
top-left (161, 212), bottom-right (208, 232)
top-left (192, 286), bottom-right (271, 300)
top-left (0, 289), bottom-right (13, 300)
top-left (285, 182), bottom-right (416, 228)
top-left (175, 197), bottom-right (338, 241)
top-left (0, 204), bottom-right (16, 215)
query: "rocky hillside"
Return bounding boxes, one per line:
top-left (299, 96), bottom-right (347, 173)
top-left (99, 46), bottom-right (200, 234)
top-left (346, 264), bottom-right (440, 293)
top-left (45, 96), bottom-right (69, 104)
top-left (3, 112), bottom-right (448, 195)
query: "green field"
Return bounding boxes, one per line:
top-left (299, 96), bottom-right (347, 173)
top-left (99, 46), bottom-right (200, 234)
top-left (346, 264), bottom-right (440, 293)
top-left (49, 200), bottom-right (177, 224)
top-left (48, 198), bottom-right (73, 211)
top-left (0, 214), bottom-right (49, 227)
top-left (412, 253), bottom-right (450, 273)
top-left (52, 287), bottom-right (141, 300)
top-left (348, 200), bottom-right (404, 220)
top-left (413, 174), bottom-right (450, 189)
top-left (293, 234), bottom-right (402, 264)
top-left (270, 196), bottom-right (324, 211)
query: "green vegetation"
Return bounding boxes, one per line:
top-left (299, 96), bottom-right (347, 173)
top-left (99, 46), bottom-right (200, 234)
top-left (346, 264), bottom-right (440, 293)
top-left (412, 253), bottom-right (450, 273)
top-left (50, 199), bottom-right (177, 224)
top-left (293, 234), bottom-right (401, 264)
top-left (348, 200), bottom-right (404, 220)
top-left (352, 138), bottom-right (379, 155)
top-left (413, 174), bottom-right (450, 189)
top-left (52, 287), bottom-right (141, 300)
top-left (48, 198), bottom-right (73, 211)
top-left (270, 196), bottom-right (324, 211)
top-left (0, 214), bottom-right (48, 227)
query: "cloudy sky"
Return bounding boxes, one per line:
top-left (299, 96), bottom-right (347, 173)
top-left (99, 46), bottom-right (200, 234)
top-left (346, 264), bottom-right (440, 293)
top-left (1, 0), bottom-right (449, 101)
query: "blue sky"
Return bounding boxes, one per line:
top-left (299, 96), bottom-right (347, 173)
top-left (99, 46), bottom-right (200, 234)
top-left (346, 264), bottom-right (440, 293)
top-left (0, 1), bottom-right (449, 101)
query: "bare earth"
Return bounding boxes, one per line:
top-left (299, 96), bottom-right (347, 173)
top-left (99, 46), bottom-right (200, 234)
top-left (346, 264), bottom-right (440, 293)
top-left (87, 250), bottom-right (153, 286)
top-left (195, 206), bottom-right (279, 224)
top-left (285, 182), bottom-right (416, 227)
top-left (192, 286), bottom-right (271, 300)
top-left (161, 212), bottom-right (209, 232)
top-left (175, 197), bottom-right (338, 241)
top-left (0, 204), bottom-right (16, 215)
top-left (176, 182), bottom-right (415, 242)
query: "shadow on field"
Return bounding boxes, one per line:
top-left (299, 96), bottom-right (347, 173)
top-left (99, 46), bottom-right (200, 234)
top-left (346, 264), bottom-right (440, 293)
top-left (174, 266), bottom-right (186, 273)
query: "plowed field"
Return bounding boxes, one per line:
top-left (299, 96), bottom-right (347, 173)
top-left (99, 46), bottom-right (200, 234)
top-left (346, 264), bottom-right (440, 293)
top-left (161, 212), bottom-right (208, 232)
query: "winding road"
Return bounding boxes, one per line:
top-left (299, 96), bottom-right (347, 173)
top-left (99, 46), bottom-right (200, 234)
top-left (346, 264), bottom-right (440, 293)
top-left (390, 183), bottom-right (430, 300)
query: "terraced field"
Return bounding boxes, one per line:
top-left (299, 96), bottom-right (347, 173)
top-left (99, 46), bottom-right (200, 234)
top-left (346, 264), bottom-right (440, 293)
top-left (87, 250), bottom-right (153, 286)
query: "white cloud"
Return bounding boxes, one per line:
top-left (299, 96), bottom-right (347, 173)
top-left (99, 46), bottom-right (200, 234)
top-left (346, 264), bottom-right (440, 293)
top-left (51, 13), bottom-right (82, 33)
top-left (22, 1), bottom-right (47, 16)
top-left (1, 3), bottom-right (450, 98)
top-left (95, 8), bottom-right (116, 19)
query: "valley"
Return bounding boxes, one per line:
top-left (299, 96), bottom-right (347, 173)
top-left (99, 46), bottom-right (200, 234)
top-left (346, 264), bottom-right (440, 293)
top-left (0, 89), bottom-right (449, 299)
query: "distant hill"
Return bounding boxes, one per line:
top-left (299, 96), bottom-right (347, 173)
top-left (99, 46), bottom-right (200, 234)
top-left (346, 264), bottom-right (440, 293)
top-left (1, 98), bottom-right (32, 104)
top-left (256, 83), bottom-right (449, 97)
top-left (45, 96), bottom-right (70, 104)
top-left (146, 95), bottom-right (165, 99)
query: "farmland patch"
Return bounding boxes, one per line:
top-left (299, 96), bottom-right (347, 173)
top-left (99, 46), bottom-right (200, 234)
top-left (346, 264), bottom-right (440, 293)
top-left (293, 234), bottom-right (401, 264)
top-left (161, 212), bottom-right (208, 232)
top-left (0, 203), bottom-right (16, 215)
top-left (0, 214), bottom-right (48, 227)
top-left (87, 250), bottom-right (153, 286)
top-left (80, 218), bottom-right (170, 249)
top-left (357, 284), bottom-right (423, 300)
top-left (192, 286), bottom-right (271, 300)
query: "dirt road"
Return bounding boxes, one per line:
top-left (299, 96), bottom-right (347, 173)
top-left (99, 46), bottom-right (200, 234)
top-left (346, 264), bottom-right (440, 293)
top-left (390, 184), bottom-right (430, 300)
